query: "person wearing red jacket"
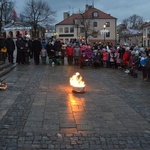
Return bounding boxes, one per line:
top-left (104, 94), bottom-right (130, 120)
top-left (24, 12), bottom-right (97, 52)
top-left (66, 44), bottom-right (74, 65)
top-left (102, 49), bottom-right (108, 67)
top-left (79, 52), bottom-right (86, 69)
top-left (123, 47), bottom-right (131, 71)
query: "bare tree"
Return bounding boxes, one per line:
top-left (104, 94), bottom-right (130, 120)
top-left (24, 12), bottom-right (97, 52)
top-left (2, 1), bottom-right (15, 24)
top-left (0, 0), bottom-right (15, 33)
top-left (75, 13), bottom-right (96, 44)
top-left (22, 0), bottom-right (56, 37)
top-left (122, 14), bottom-right (144, 29)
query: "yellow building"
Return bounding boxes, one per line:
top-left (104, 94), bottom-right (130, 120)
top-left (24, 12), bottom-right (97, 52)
top-left (55, 5), bottom-right (117, 45)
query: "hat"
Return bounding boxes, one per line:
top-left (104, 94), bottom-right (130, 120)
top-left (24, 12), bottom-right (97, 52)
top-left (87, 45), bottom-right (91, 49)
top-left (126, 47), bottom-right (130, 51)
top-left (135, 50), bottom-right (139, 56)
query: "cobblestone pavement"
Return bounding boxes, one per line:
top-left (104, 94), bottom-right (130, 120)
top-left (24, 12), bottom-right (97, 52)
top-left (0, 63), bottom-right (150, 150)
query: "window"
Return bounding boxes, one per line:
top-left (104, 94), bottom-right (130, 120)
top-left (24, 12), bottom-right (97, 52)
top-left (106, 22), bottom-right (110, 27)
top-left (81, 21), bottom-right (84, 25)
top-left (93, 22), bottom-right (97, 27)
top-left (64, 27), bottom-right (69, 33)
top-left (59, 28), bottom-right (63, 33)
top-left (106, 32), bottom-right (110, 37)
top-left (70, 27), bottom-right (74, 33)
top-left (93, 12), bottom-right (98, 17)
top-left (80, 27), bottom-right (84, 33)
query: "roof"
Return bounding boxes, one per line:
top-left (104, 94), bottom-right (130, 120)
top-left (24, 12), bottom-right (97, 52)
top-left (128, 29), bottom-right (141, 34)
top-left (56, 7), bottom-right (116, 25)
top-left (2, 21), bottom-right (32, 31)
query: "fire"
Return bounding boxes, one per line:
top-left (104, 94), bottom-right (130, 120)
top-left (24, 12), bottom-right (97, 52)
top-left (70, 72), bottom-right (85, 88)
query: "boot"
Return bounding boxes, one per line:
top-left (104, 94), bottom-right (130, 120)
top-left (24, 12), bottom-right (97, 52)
top-left (130, 70), bottom-right (133, 76)
top-left (133, 73), bottom-right (138, 78)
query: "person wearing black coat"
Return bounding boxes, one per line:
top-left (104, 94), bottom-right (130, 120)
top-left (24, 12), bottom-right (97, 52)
top-left (54, 39), bottom-right (62, 58)
top-left (5, 35), bottom-right (15, 64)
top-left (0, 34), bottom-right (7, 62)
top-left (146, 52), bottom-right (150, 82)
top-left (16, 36), bottom-right (25, 64)
top-left (46, 41), bottom-right (55, 64)
top-left (32, 37), bottom-right (42, 65)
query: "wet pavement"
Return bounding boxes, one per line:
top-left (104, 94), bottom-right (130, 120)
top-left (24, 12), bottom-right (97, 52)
top-left (0, 62), bottom-right (150, 150)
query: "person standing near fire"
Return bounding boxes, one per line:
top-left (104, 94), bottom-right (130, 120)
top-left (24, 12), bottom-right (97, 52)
top-left (32, 37), bottom-right (42, 65)
top-left (0, 34), bottom-right (7, 63)
top-left (66, 43), bottom-right (74, 65)
top-left (16, 36), bottom-right (25, 64)
top-left (5, 35), bottom-right (15, 64)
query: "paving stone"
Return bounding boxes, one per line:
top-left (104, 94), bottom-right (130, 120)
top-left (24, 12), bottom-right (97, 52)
top-left (0, 63), bottom-right (150, 149)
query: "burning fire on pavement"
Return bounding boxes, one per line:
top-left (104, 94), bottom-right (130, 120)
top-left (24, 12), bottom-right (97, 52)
top-left (69, 72), bottom-right (86, 93)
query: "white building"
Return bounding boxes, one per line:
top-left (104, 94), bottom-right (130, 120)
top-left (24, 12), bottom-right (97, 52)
top-left (142, 22), bottom-right (150, 47)
top-left (55, 5), bottom-right (117, 45)
top-left (2, 21), bottom-right (32, 38)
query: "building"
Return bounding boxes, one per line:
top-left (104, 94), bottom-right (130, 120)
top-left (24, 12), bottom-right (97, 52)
top-left (2, 21), bottom-right (32, 38)
top-left (141, 22), bottom-right (150, 47)
top-left (55, 5), bottom-right (117, 45)
top-left (118, 28), bottom-right (143, 46)
top-left (2, 21), bottom-right (45, 38)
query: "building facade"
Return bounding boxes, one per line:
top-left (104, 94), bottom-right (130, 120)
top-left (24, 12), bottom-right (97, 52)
top-left (2, 21), bottom-right (45, 38)
top-left (55, 5), bottom-right (117, 45)
top-left (2, 21), bottom-right (32, 38)
top-left (142, 22), bottom-right (150, 47)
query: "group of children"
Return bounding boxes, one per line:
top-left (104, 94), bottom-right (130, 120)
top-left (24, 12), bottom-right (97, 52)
top-left (38, 41), bottom-right (150, 81)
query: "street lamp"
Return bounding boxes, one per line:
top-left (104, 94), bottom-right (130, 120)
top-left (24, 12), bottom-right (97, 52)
top-left (100, 23), bottom-right (109, 43)
top-left (103, 24), bottom-right (106, 42)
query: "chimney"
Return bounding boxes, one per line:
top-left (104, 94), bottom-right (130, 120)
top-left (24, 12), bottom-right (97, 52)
top-left (64, 12), bottom-right (70, 20)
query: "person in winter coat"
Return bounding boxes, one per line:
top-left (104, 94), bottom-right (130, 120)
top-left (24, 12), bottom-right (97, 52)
top-left (132, 51), bottom-right (139, 78)
top-left (41, 38), bottom-right (47, 49)
top-left (16, 36), bottom-right (25, 64)
top-left (128, 51), bottom-right (135, 76)
top-left (40, 47), bottom-right (47, 64)
top-left (123, 47), bottom-right (130, 71)
top-left (73, 44), bottom-right (80, 65)
top-left (28, 37), bottom-right (33, 59)
top-left (0, 34), bottom-right (7, 63)
top-left (24, 39), bottom-right (30, 64)
top-left (118, 45), bottom-right (125, 69)
top-left (54, 39), bottom-right (62, 58)
top-left (115, 48), bottom-right (121, 69)
top-left (79, 52), bottom-right (86, 69)
top-left (85, 45), bottom-right (92, 66)
top-left (66, 44), bottom-right (74, 65)
top-left (5, 35), bottom-right (15, 64)
top-left (109, 48), bottom-right (117, 68)
top-left (146, 52), bottom-right (150, 82)
top-left (140, 52), bottom-right (147, 80)
top-left (80, 43), bottom-right (87, 53)
top-left (46, 41), bottom-right (55, 65)
top-left (32, 37), bottom-right (42, 65)
top-left (102, 49), bottom-right (108, 67)
top-left (92, 51), bottom-right (102, 68)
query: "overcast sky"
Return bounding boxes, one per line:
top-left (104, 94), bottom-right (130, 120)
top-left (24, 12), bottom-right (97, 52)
top-left (15, 0), bottom-right (150, 24)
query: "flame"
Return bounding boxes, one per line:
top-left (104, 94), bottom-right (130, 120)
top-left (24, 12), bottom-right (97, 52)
top-left (70, 72), bottom-right (85, 87)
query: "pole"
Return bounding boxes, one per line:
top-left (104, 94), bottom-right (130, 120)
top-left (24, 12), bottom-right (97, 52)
top-left (104, 31), bottom-right (105, 42)
top-left (103, 24), bottom-right (106, 43)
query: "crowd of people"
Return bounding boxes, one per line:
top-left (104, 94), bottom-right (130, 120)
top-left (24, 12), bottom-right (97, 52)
top-left (0, 34), bottom-right (150, 82)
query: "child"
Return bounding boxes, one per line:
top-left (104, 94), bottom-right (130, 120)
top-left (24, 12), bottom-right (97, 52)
top-left (79, 52), bottom-right (86, 69)
top-left (140, 51), bottom-right (147, 80)
top-left (40, 47), bottom-right (47, 64)
top-left (92, 51), bottom-right (101, 68)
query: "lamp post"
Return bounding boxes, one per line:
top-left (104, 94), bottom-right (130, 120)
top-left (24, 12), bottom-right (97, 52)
top-left (103, 24), bottom-right (106, 42)
top-left (100, 23), bottom-right (109, 43)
